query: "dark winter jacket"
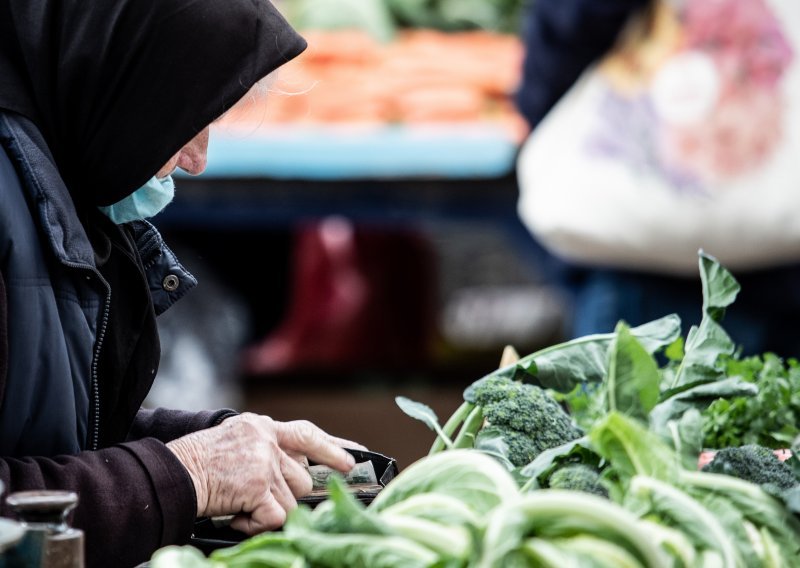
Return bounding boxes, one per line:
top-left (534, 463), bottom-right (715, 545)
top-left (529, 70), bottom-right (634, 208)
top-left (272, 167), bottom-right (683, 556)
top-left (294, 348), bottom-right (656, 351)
top-left (0, 109), bottom-right (238, 567)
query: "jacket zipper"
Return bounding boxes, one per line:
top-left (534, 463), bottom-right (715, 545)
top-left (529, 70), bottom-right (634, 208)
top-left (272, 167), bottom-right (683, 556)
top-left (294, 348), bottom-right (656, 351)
top-left (89, 284), bottom-right (111, 451)
top-left (65, 264), bottom-right (111, 451)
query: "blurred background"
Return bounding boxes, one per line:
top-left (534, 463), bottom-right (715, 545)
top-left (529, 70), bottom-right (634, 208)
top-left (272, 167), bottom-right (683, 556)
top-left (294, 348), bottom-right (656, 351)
top-left (147, 0), bottom-right (555, 467)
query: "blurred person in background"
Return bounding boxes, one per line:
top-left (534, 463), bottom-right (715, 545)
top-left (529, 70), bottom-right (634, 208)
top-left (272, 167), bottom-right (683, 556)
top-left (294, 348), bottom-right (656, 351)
top-left (0, 0), bottom-right (362, 565)
top-left (515, 0), bottom-right (800, 356)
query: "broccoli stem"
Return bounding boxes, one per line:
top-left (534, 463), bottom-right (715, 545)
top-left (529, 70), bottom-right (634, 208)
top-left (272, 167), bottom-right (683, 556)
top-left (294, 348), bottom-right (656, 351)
top-left (428, 401), bottom-right (475, 455)
top-left (452, 406), bottom-right (484, 449)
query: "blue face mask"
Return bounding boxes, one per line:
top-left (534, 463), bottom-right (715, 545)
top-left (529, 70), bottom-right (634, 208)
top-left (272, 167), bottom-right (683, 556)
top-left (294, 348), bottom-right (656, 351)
top-left (99, 175), bottom-right (175, 224)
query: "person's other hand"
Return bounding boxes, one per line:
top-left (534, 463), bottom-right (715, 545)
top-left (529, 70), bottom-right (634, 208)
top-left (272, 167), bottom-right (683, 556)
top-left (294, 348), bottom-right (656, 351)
top-left (166, 413), bottom-right (362, 534)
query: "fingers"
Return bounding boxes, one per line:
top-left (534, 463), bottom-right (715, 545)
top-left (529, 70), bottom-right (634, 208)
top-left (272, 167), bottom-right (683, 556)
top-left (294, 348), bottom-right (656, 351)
top-left (230, 493), bottom-right (286, 535)
top-left (281, 451), bottom-right (313, 497)
top-left (276, 420), bottom-right (357, 473)
top-left (328, 435), bottom-right (369, 452)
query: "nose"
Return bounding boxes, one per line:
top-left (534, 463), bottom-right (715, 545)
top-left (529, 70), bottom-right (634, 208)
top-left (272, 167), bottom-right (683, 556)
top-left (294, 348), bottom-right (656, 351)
top-left (176, 127), bottom-right (210, 175)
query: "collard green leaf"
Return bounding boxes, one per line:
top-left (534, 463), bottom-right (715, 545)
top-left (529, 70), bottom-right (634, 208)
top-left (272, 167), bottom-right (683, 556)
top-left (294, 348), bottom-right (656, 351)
top-left (590, 413), bottom-right (680, 483)
top-left (699, 251), bottom-right (740, 322)
top-left (504, 314), bottom-right (681, 393)
top-left (211, 532), bottom-right (302, 567)
top-left (606, 322), bottom-right (660, 421)
top-left (473, 426), bottom-right (515, 471)
top-left (282, 530), bottom-right (439, 568)
top-left (395, 397), bottom-right (453, 449)
top-left (668, 318), bottom-right (735, 392)
top-left (665, 409), bottom-right (704, 470)
top-left (669, 253), bottom-right (738, 391)
top-left (518, 436), bottom-right (594, 488)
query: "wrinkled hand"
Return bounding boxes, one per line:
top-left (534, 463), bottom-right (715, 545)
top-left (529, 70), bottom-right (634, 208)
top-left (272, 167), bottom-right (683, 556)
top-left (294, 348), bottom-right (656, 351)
top-left (166, 413), bottom-right (362, 534)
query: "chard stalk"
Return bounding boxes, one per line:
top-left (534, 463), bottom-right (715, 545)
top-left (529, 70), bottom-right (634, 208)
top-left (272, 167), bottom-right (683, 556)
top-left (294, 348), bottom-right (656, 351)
top-left (428, 401), bottom-right (474, 455)
top-left (381, 513), bottom-right (471, 560)
top-left (479, 490), bottom-right (669, 568)
top-left (629, 476), bottom-right (740, 567)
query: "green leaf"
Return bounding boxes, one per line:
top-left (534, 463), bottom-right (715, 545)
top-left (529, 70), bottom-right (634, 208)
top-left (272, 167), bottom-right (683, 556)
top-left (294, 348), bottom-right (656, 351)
top-left (518, 436), bottom-right (594, 489)
top-left (665, 408), bottom-right (704, 470)
top-left (699, 251), bottom-right (740, 322)
top-left (473, 426), bottom-right (515, 471)
top-left (310, 476), bottom-right (387, 535)
top-left (211, 532), bottom-right (301, 567)
top-left (281, 530), bottom-right (439, 568)
top-left (589, 412), bottom-right (680, 483)
top-left (480, 491), bottom-right (670, 568)
top-left (627, 476), bottom-right (741, 567)
top-left (395, 396), bottom-right (453, 449)
top-left (287, 0), bottom-right (397, 42)
top-left (606, 322), bottom-right (661, 421)
top-left (652, 377), bottom-right (758, 438)
top-left (506, 314), bottom-right (681, 393)
top-left (370, 450), bottom-right (518, 516)
top-left (670, 253), bottom-right (739, 391)
top-left (151, 546), bottom-right (215, 568)
top-left (669, 318), bottom-right (735, 391)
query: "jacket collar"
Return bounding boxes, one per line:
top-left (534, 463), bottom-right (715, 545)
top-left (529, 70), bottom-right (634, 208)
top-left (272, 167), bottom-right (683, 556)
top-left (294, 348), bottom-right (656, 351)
top-left (0, 111), bottom-right (96, 269)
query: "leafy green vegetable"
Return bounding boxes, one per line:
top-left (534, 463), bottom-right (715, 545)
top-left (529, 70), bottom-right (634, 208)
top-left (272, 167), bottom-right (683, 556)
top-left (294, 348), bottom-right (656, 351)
top-left (281, 530), bottom-right (439, 568)
top-left (395, 396), bottom-right (454, 450)
top-left (520, 536), bottom-right (645, 568)
top-left (665, 252), bottom-right (739, 394)
top-left (590, 413), bottom-right (680, 485)
top-left (377, 493), bottom-right (481, 529)
top-left (210, 532), bottom-right (304, 568)
top-left (370, 450), bottom-right (518, 516)
top-left (284, 0), bottom-right (397, 41)
top-left (478, 490), bottom-right (670, 568)
top-left (508, 314), bottom-right (681, 393)
top-left (383, 0), bottom-right (526, 33)
top-left (626, 475), bottom-right (741, 567)
top-left (702, 354), bottom-right (800, 448)
top-left (606, 322), bottom-right (661, 421)
top-left (151, 546), bottom-right (217, 568)
top-left (518, 436), bottom-right (596, 490)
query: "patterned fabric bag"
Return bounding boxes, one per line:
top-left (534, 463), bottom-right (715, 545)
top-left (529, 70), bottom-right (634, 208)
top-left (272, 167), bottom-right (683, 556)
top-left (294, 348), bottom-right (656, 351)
top-left (517, 0), bottom-right (800, 274)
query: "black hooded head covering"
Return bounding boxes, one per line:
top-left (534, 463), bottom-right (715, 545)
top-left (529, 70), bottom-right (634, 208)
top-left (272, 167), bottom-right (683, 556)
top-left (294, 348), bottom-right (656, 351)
top-left (0, 0), bottom-right (306, 206)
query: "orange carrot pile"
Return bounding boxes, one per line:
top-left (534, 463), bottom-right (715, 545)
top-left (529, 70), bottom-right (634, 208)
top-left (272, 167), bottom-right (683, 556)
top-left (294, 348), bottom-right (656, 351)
top-left (221, 29), bottom-right (528, 140)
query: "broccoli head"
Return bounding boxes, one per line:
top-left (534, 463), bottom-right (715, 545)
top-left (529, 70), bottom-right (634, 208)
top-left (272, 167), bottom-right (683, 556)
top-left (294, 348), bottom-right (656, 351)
top-left (466, 376), bottom-right (583, 467)
top-left (547, 464), bottom-right (609, 498)
top-left (702, 445), bottom-right (798, 491)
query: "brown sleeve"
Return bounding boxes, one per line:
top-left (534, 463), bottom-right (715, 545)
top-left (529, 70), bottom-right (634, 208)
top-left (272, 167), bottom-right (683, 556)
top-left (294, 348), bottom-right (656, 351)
top-left (128, 407), bottom-right (239, 443)
top-left (0, 439), bottom-right (196, 568)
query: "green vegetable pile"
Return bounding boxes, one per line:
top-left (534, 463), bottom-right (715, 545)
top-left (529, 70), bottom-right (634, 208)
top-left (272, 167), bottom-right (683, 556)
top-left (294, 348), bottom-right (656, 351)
top-left (283, 0), bottom-right (527, 41)
top-left (702, 354), bottom-right (800, 449)
top-left (151, 252), bottom-right (800, 567)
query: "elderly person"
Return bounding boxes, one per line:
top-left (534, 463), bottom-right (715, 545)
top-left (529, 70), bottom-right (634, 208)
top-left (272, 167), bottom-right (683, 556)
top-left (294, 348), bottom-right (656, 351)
top-left (0, 0), bottom-right (360, 566)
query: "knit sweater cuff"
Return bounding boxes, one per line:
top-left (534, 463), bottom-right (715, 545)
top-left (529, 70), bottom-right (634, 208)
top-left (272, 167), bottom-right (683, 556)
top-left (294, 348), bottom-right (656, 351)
top-left (123, 437), bottom-right (198, 547)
